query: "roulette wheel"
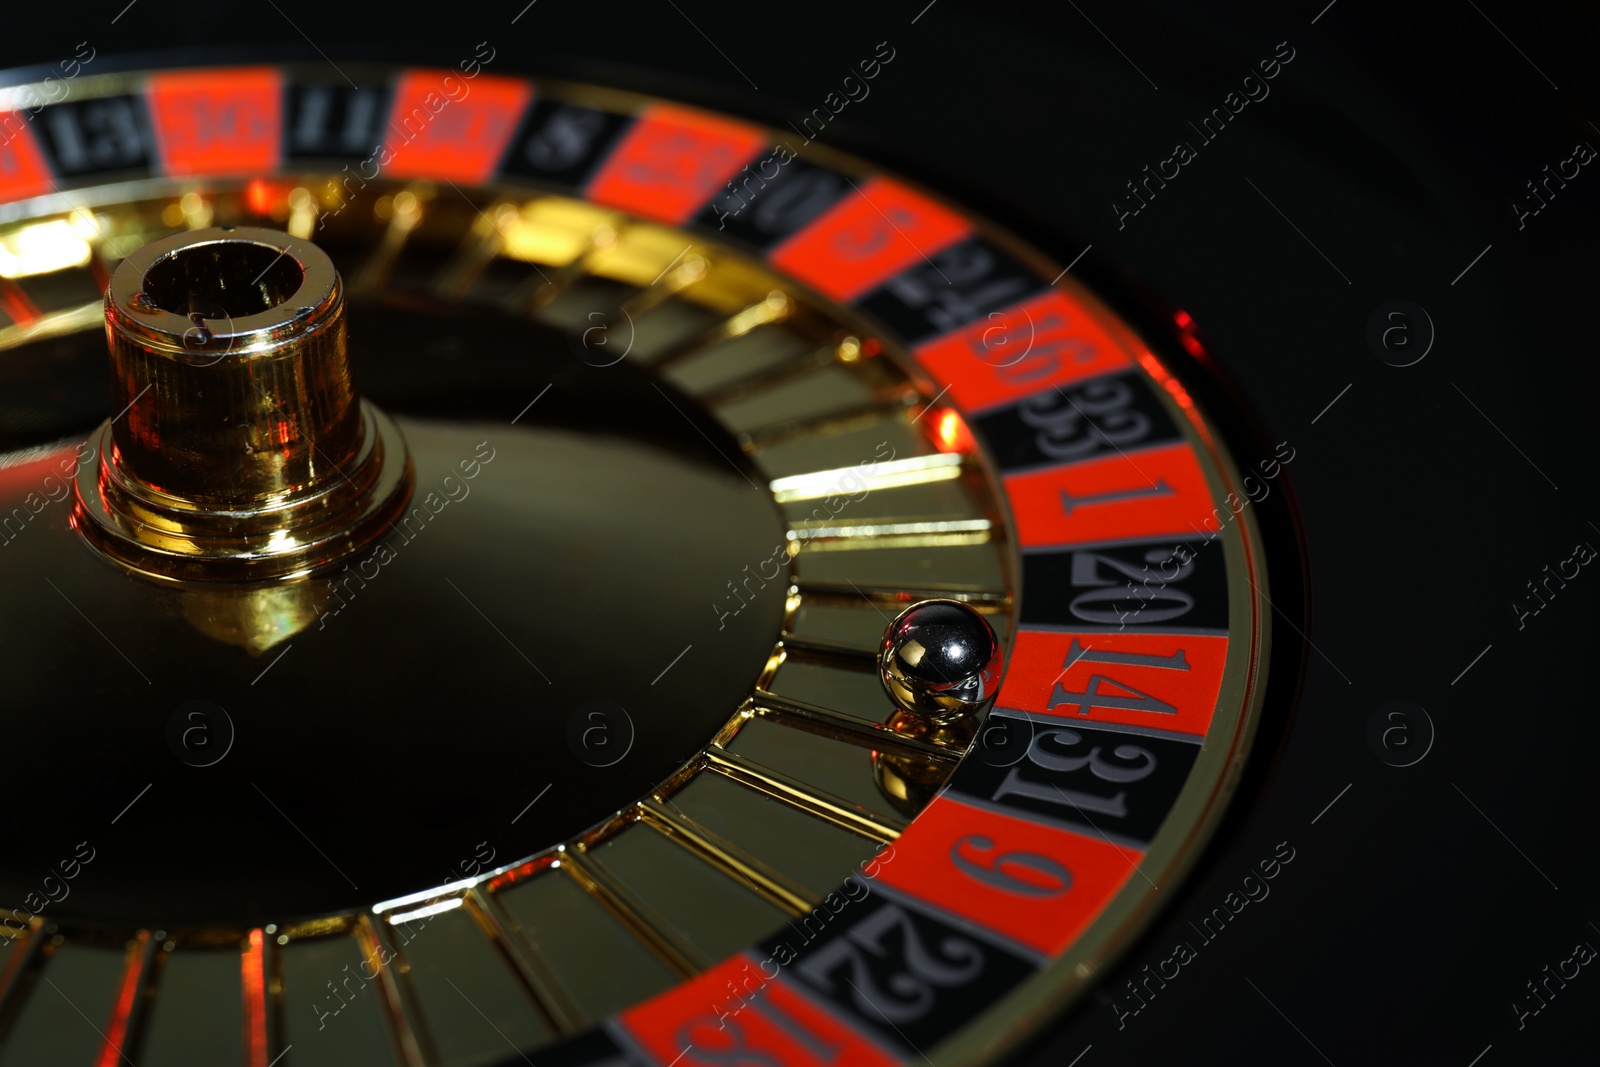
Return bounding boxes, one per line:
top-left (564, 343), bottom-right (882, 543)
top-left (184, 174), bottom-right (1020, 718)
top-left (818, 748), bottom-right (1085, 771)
top-left (0, 3), bottom-right (1595, 1065)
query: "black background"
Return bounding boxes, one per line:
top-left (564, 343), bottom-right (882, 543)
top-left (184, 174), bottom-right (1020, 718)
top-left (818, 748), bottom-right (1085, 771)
top-left (6, 1), bottom-right (1599, 1063)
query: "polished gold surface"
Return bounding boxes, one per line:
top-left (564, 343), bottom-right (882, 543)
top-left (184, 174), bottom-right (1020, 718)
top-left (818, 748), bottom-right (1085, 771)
top-left (0, 64), bottom-right (1273, 1067)
top-left (72, 226), bottom-right (414, 581)
top-left (105, 226), bottom-right (352, 503)
top-left (0, 157), bottom-right (1019, 1065)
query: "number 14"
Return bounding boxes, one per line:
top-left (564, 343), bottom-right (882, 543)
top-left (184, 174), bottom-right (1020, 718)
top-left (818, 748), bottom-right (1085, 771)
top-left (1047, 639), bottom-right (1189, 718)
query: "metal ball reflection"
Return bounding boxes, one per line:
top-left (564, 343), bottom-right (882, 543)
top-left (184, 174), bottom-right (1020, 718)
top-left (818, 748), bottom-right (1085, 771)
top-left (878, 599), bottom-right (1001, 725)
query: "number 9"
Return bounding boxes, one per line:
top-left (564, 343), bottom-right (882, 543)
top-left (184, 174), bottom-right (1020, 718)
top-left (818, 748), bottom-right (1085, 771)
top-left (950, 834), bottom-right (1072, 898)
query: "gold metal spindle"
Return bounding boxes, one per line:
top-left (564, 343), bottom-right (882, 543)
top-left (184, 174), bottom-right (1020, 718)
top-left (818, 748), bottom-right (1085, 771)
top-left (74, 225), bottom-right (414, 582)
